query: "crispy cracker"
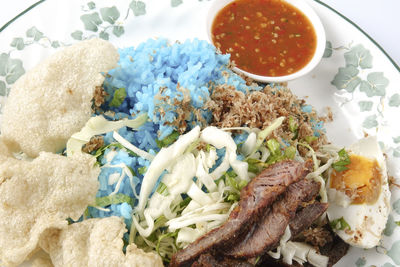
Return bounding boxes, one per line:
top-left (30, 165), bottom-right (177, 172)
top-left (0, 152), bottom-right (99, 266)
top-left (40, 217), bottom-right (163, 267)
top-left (0, 38), bottom-right (119, 157)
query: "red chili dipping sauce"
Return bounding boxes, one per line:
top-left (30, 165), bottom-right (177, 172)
top-left (211, 0), bottom-right (317, 77)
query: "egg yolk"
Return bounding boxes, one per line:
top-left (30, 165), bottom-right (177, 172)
top-left (330, 154), bottom-right (382, 204)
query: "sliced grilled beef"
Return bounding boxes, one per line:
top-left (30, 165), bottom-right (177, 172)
top-left (289, 202), bottom-right (328, 238)
top-left (319, 234), bottom-right (350, 267)
top-left (170, 160), bottom-right (313, 267)
top-left (225, 178), bottom-right (320, 258)
top-left (254, 202), bottom-right (329, 266)
top-left (191, 254), bottom-right (254, 267)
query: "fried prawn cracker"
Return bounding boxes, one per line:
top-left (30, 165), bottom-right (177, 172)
top-left (40, 217), bottom-right (163, 267)
top-left (0, 38), bottom-right (119, 157)
top-left (0, 152), bottom-right (99, 266)
top-left (31, 249), bottom-right (54, 267)
top-left (0, 138), bottom-right (10, 157)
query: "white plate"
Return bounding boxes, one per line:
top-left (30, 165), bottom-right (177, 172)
top-left (0, 0), bottom-right (399, 266)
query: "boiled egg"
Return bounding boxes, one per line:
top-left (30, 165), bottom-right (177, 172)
top-left (326, 136), bottom-right (391, 249)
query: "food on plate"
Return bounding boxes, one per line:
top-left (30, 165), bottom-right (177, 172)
top-left (0, 38), bottom-right (119, 157)
top-left (324, 136), bottom-right (391, 248)
top-left (0, 138), bottom-right (10, 156)
top-left (0, 35), bottom-right (393, 267)
top-left (39, 216), bottom-right (162, 267)
top-left (289, 202), bottom-right (329, 238)
top-left (0, 152), bottom-right (99, 266)
top-left (226, 178), bottom-right (321, 258)
top-left (170, 160), bottom-right (314, 266)
top-left (211, 0), bottom-right (317, 77)
top-left (31, 251), bottom-right (53, 267)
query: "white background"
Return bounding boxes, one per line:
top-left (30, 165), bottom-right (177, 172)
top-left (1, 0), bottom-right (400, 67)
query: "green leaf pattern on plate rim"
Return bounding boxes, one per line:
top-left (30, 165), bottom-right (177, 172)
top-left (329, 41), bottom-right (399, 159)
top-left (0, 2), bottom-right (399, 266)
top-left (355, 257), bottom-right (366, 267)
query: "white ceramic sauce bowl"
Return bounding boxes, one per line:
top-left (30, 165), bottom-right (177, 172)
top-left (206, 0), bottom-right (326, 83)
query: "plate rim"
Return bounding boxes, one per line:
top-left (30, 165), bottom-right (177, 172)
top-left (0, 1), bottom-right (399, 266)
top-left (0, 0), bottom-right (399, 73)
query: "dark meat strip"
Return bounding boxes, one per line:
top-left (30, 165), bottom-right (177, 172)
top-left (255, 202), bottom-right (329, 267)
top-left (191, 254), bottom-right (254, 267)
top-left (170, 160), bottom-right (313, 267)
top-left (193, 204), bottom-right (328, 267)
top-left (253, 203), bottom-right (329, 267)
top-left (258, 234), bottom-right (349, 267)
top-left (256, 256), bottom-right (302, 267)
top-left (225, 178), bottom-right (320, 258)
top-left (319, 234), bottom-right (350, 267)
top-left (289, 202), bottom-right (329, 238)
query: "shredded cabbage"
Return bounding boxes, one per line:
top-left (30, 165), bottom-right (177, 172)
top-left (113, 131), bottom-right (154, 161)
top-left (200, 126), bottom-right (249, 181)
top-left (101, 162), bottom-right (138, 197)
top-left (66, 113), bottom-right (148, 156)
top-left (137, 126), bottom-right (201, 213)
top-left (130, 125), bottom-right (251, 254)
top-left (298, 142), bottom-right (328, 203)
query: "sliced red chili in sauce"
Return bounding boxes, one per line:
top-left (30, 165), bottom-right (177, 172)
top-left (211, 0), bottom-right (317, 77)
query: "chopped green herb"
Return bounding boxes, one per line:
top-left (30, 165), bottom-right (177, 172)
top-left (333, 165), bottom-right (348, 172)
top-left (95, 193), bottom-right (134, 207)
top-left (238, 180), bottom-right (248, 190)
top-left (288, 116), bottom-right (298, 133)
top-left (330, 217), bottom-right (351, 231)
top-left (266, 144), bottom-right (297, 165)
top-left (284, 146), bottom-right (296, 159)
top-left (248, 117), bottom-right (285, 157)
top-left (227, 194), bottom-right (240, 202)
top-left (332, 148), bottom-right (351, 172)
top-left (185, 140), bottom-right (201, 154)
top-left (156, 230), bottom-right (178, 262)
top-left (154, 215), bottom-right (168, 229)
top-left (246, 158), bottom-right (266, 174)
top-left (127, 166), bottom-right (137, 177)
top-left (84, 207), bottom-right (90, 219)
top-left (205, 143), bottom-right (212, 152)
top-left (178, 197), bottom-right (192, 210)
top-left (225, 173), bottom-right (239, 191)
top-left (224, 171), bottom-right (248, 203)
top-left (110, 87), bottom-right (127, 107)
top-left (225, 171), bottom-right (247, 191)
top-left (226, 169), bottom-right (237, 178)
top-left (138, 166), bottom-right (147, 175)
top-left (156, 131), bottom-right (180, 148)
top-left (266, 154), bottom-right (282, 165)
top-left (304, 135), bottom-right (318, 144)
top-left (266, 138), bottom-right (281, 155)
top-left (156, 182), bottom-right (169, 196)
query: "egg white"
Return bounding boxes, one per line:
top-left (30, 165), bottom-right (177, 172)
top-left (326, 136), bottom-right (391, 249)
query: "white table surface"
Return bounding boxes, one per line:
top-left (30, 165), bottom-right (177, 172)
top-left (1, 0), bottom-right (400, 67)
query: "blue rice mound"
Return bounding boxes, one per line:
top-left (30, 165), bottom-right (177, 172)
top-left (102, 38), bottom-right (259, 140)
